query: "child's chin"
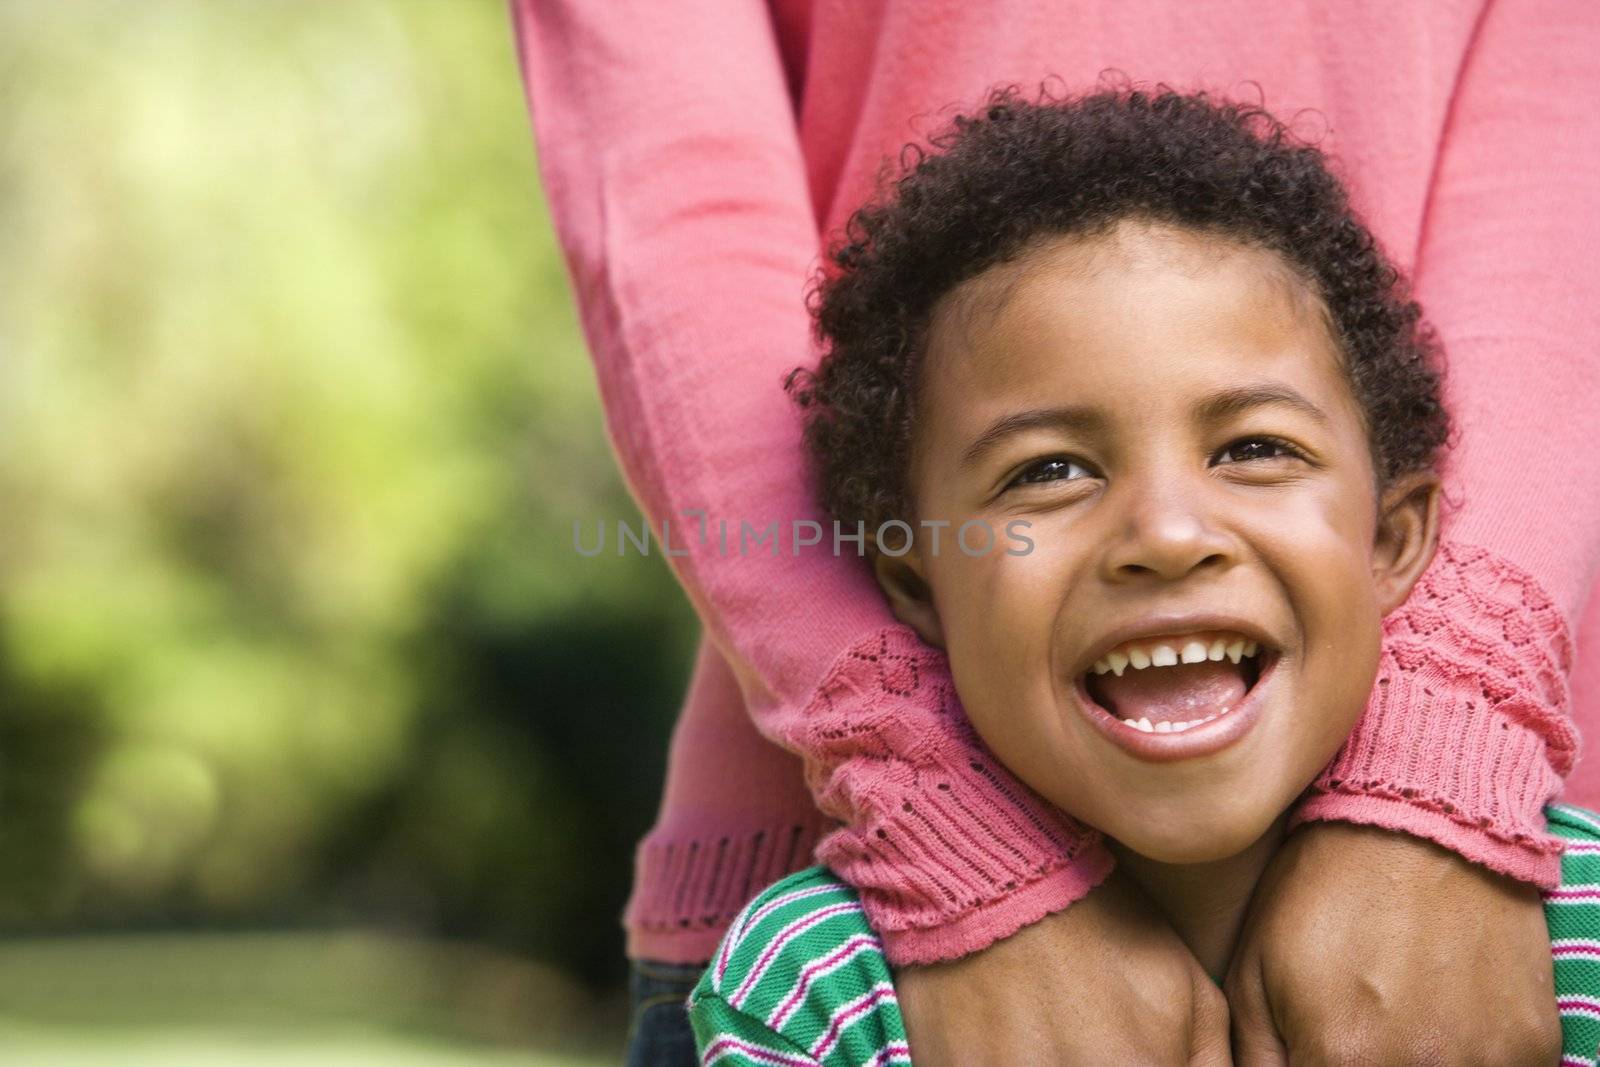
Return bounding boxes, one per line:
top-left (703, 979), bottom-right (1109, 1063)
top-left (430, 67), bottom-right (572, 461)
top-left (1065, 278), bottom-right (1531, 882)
top-left (1113, 817), bottom-right (1276, 865)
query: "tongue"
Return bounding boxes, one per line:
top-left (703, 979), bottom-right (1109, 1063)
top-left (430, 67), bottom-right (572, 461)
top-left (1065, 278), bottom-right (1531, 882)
top-left (1089, 660), bottom-right (1248, 724)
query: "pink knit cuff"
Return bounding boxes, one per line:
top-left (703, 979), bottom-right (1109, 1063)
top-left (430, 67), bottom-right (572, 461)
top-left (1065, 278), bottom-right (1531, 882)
top-left (624, 811), bottom-right (841, 965)
top-left (1288, 541), bottom-right (1577, 889)
top-left (875, 845), bottom-right (1115, 967)
top-left (789, 627), bottom-right (1111, 967)
top-left (1288, 790), bottom-right (1559, 888)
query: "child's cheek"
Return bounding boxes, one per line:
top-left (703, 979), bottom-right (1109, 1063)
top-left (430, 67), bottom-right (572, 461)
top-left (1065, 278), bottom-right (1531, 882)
top-left (937, 519), bottom-right (1067, 658)
top-left (931, 520), bottom-right (1083, 756)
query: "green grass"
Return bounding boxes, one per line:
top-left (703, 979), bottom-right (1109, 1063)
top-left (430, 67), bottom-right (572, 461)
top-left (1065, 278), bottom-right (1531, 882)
top-left (0, 931), bottom-right (625, 1066)
top-left (0, 1021), bottom-right (611, 1067)
top-left (0, 1023), bottom-right (608, 1067)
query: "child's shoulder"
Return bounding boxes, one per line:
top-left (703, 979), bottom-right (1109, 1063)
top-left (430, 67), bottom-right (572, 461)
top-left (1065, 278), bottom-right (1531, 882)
top-left (1545, 801), bottom-right (1600, 904)
top-left (1542, 802), bottom-right (1600, 913)
top-left (691, 863), bottom-right (874, 1010)
top-left (1546, 802), bottom-right (1600, 847)
top-left (689, 865), bottom-right (908, 1064)
top-left (1542, 802), bottom-right (1600, 1065)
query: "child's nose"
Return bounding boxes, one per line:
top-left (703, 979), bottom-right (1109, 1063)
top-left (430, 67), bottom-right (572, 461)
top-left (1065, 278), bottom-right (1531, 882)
top-left (1097, 476), bottom-right (1236, 583)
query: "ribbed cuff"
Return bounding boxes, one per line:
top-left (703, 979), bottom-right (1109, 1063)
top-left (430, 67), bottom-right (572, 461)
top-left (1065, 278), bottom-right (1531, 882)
top-left (1288, 651), bottom-right (1566, 890)
top-left (624, 811), bottom-right (839, 964)
top-left (876, 844), bottom-right (1115, 967)
top-left (1289, 790), bottom-right (1560, 888)
top-left (1285, 540), bottom-right (1578, 890)
top-left (797, 626), bottom-right (1111, 965)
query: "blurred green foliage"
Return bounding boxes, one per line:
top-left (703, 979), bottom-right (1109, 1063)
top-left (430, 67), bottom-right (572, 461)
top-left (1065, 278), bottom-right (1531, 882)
top-left (0, 0), bottom-right (697, 1005)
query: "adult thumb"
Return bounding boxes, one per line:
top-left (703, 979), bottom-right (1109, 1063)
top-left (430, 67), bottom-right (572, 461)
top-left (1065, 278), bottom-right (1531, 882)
top-left (1188, 975), bottom-right (1234, 1067)
top-left (1227, 964), bottom-right (1288, 1067)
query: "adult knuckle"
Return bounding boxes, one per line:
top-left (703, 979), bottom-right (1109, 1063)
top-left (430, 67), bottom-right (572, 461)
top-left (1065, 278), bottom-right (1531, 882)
top-left (1195, 979), bottom-right (1228, 1020)
top-left (1483, 1013), bottom-right (1562, 1066)
top-left (1297, 1021), bottom-right (1448, 1067)
top-left (1467, 994), bottom-right (1561, 1064)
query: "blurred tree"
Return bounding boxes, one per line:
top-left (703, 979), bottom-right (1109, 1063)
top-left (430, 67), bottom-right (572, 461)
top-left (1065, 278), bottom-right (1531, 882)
top-left (0, 0), bottom-right (698, 990)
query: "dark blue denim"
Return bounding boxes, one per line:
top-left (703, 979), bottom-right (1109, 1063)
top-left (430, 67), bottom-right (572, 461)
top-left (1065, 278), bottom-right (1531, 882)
top-left (623, 957), bottom-right (707, 1067)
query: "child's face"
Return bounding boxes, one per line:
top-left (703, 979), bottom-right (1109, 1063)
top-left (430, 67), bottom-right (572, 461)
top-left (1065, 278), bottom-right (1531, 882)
top-left (875, 218), bottom-right (1439, 863)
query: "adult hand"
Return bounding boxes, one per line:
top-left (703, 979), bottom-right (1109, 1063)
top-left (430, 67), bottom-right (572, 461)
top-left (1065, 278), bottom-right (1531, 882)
top-left (1226, 822), bottom-right (1561, 1066)
top-left (896, 868), bottom-right (1232, 1065)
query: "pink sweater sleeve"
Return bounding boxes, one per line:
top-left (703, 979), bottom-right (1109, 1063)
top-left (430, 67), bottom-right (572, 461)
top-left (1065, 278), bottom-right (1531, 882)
top-left (1288, 0), bottom-right (1600, 885)
top-left (507, 0), bottom-right (1111, 965)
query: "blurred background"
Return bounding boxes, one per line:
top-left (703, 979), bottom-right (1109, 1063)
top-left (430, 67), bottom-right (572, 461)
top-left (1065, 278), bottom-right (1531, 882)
top-left (0, 1), bottom-right (700, 1062)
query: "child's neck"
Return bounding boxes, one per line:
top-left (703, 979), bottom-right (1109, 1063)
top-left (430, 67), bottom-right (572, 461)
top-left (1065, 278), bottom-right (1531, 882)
top-left (1106, 812), bottom-right (1291, 981)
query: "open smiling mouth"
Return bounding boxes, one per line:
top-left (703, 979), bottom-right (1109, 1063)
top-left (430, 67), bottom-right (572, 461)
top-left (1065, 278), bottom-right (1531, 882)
top-left (1078, 632), bottom-right (1276, 735)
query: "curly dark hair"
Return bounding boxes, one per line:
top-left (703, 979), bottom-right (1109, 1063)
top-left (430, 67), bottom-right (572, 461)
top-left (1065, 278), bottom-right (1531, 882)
top-left (786, 81), bottom-right (1452, 537)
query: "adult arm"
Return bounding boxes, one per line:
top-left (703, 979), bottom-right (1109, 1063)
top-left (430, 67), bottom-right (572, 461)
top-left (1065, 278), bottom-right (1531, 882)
top-left (1287, 0), bottom-right (1596, 888)
top-left (1231, 1), bottom-right (1596, 1062)
top-left (506, 0), bottom-right (1110, 965)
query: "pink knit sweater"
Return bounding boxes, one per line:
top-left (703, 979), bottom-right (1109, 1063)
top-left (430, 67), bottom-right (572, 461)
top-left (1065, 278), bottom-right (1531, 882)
top-left (509, 0), bottom-right (1600, 966)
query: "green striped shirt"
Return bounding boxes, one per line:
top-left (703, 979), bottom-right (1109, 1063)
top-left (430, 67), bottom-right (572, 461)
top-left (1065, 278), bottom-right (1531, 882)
top-left (688, 802), bottom-right (1600, 1065)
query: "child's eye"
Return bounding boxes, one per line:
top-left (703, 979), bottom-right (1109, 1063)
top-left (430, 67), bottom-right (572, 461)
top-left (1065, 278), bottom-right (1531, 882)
top-left (1213, 436), bottom-right (1305, 465)
top-left (1008, 456), bottom-right (1096, 489)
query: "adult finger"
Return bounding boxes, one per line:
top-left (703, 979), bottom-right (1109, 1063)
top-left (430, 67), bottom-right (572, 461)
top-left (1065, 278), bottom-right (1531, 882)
top-left (1188, 975), bottom-right (1234, 1067)
top-left (1226, 962), bottom-right (1287, 1067)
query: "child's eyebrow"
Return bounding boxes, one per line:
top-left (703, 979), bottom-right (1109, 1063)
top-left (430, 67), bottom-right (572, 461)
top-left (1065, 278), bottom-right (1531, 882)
top-left (957, 382), bottom-right (1330, 473)
top-left (959, 406), bottom-right (1107, 472)
top-left (1197, 383), bottom-right (1332, 429)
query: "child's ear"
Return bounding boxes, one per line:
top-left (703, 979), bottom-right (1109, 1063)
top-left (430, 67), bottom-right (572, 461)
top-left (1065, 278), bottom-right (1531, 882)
top-left (870, 537), bottom-right (945, 649)
top-left (1371, 469), bottom-right (1443, 616)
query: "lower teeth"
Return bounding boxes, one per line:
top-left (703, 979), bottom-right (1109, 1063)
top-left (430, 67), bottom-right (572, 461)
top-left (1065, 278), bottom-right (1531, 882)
top-left (1120, 713), bottom-right (1221, 734)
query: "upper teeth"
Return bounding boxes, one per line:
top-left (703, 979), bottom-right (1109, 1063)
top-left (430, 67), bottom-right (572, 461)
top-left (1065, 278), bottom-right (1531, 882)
top-left (1089, 633), bottom-right (1260, 677)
